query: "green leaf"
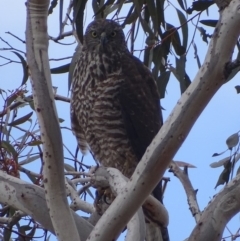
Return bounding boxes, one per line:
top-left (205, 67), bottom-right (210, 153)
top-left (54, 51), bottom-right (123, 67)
top-left (11, 51), bottom-right (28, 86)
top-left (6, 92), bottom-right (19, 107)
top-left (73, 0), bottom-right (88, 43)
top-left (197, 27), bottom-right (210, 44)
top-left (48, 0), bottom-right (58, 14)
top-left (177, 0), bottom-right (186, 10)
top-left (28, 140), bottom-right (43, 146)
top-left (192, 1), bottom-right (214, 12)
top-left (200, 19), bottom-right (218, 27)
top-left (156, 0), bottom-right (165, 28)
top-left (64, 163), bottom-right (76, 172)
top-left (176, 8), bottom-right (188, 49)
top-left (235, 85), bottom-right (240, 93)
top-left (134, 0), bottom-right (154, 37)
top-left (175, 56), bottom-right (185, 92)
top-left (157, 71), bottom-right (171, 99)
top-left (8, 112), bottom-right (33, 126)
top-left (26, 226), bottom-right (36, 239)
top-left (93, 0), bottom-right (115, 17)
top-left (166, 23), bottom-right (186, 56)
top-left (59, 0), bottom-right (63, 33)
top-left (192, 42), bottom-right (201, 69)
top-left (19, 155), bottom-right (40, 166)
top-left (212, 150), bottom-right (228, 157)
top-left (226, 133), bottom-right (239, 150)
top-left (58, 118), bottom-right (65, 123)
top-left (1, 141), bottom-right (18, 160)
top-left (210, 157), bottom-right (231, 168)
top-left (19, 225), bottom-right (32, 232)
top-left (176, 56), bottom-right (191, 93)
top-left (146, 0), bottom-right (158, 33)
top-left (215, 160), bottom-right (231, 188)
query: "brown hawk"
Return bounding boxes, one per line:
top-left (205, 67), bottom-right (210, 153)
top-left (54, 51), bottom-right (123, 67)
top-left (71, 19), bottom-right (168, 240)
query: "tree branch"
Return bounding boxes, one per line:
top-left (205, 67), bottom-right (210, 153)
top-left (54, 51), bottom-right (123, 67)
top-left (0, 171), bottom-right (93, 240)
top-left (87, 1), bottom-right (240, 240)
top-left (170, 161), bottom-right (201, 222)
top-left (26, 1), bottom-right (80, 240)
top-left (189, 174), bottom-right (240, 241)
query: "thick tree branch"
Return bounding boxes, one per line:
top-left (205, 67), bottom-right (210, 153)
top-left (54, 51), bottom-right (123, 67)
top-left (87, 1), bottom-right (240, 240)
top-left (92, 167), bottom-right (169, 227)
top-left (188, 174), bottom-right (240, 241)
top-left (26, 1), bottom-right (80, 240)
top-left (0, 171), bottom-right (93, 240)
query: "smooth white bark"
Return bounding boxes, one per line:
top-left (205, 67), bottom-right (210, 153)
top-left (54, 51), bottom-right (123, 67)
top-left (188, 174), bottom-right (240, 241)
top-left (0, 171), bottom-right (93, 240)
top-left (170, 161), bottom-right (201, 222)
top-left (26, 0), bottom-right (80, 240)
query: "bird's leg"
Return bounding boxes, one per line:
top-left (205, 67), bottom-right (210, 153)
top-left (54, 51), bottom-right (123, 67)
top-left (94, 187), bottom-right (115, 215)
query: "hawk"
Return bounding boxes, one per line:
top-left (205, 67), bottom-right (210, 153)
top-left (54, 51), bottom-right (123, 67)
top-left (71, 19), bottom-right (168, 240)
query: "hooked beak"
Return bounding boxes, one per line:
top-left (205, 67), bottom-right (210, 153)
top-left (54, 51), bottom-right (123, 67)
top-left (100, 32), bottom-right (108, 47)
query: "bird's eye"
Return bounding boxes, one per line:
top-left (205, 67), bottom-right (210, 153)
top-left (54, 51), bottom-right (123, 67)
top-left (91, 31), bottom-right (97, 38)
top-left (111, 31), bottom-right (116, 37)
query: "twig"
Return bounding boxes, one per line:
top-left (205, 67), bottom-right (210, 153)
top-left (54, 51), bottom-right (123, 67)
top-left (0, 94), bottom-right (70, 117)
top-left (0, 37), bottom-right (25, 54)
top-left (65, 179), bottom-right (95, 213)
top-left (59, 0), bottom-right (74, 36)
top-left (64, 171), bottom-right (93, 177)
top-left (49, 56), bottom-right (72, 61)
top-left (18, 166), bottom-right (42, 178)
top-left (169, 161), bottom-right (201, 222)
top-left (0, 55), bottom-right (21, 64)
top-left (54, 94), bottom-right (70, 102)
top-left (5, 32), bottom-right (26, 44)
top-left (63, 143), bottom-right (91, 169)
top-left (49, 30), bottom-right (74, 42)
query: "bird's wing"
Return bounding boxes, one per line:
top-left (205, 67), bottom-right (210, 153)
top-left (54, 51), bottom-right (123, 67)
top-left (70, 98), bottom-right (88, 154)
top-left (119, 53), bottom-right (163, 161)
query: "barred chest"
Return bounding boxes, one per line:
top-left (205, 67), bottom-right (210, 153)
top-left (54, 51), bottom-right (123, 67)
top-left (73, 51), bottom-right (123, 124)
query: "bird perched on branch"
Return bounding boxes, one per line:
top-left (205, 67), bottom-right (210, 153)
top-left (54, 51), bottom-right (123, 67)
top-left (70, 18), bottom-right (168, 241)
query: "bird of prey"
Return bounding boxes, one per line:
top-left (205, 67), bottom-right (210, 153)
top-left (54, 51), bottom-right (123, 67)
top-left (70, 18), bottom-right (168, 240)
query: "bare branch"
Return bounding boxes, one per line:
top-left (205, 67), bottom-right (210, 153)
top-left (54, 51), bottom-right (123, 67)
top-left (65, 180), bottom-right (95, 214)
top-left (126, 209), bottom-right (146, 241)
top-left (0, 94), bottom-right (70, 118)
top-left (0, 55), bottom-right (21, 64)
top-left (49, 31), bottom-right (74, 42)
top-left (5, 31), bottom-right (26, 44)
top-left (169, 161), bottom-right (201, 222)
top-left (49, 56), bottom-right (72, 61)
top-left (0, 37), bottom-right (25, 54)
top-left (92, 167), bottom-right (169, 227)
top-left (189, 173), bottom-right (240, 241)
top-left (0, 170), bottom-right (93, 240)
top-left (19, 166), bottom-right (42, 178)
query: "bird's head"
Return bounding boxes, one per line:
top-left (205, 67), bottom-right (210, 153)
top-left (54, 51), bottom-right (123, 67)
top-left (83, 19), bottom-right (128, 53)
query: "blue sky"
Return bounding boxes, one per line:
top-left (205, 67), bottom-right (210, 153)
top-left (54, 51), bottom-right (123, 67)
top-left (0, 1), bottom-right (240, 240)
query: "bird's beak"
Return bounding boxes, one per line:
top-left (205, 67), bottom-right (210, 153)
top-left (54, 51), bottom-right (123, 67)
top-left (100, 32), bottom-right (107, 47)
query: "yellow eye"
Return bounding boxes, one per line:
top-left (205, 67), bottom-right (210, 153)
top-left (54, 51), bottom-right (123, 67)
top-left (91, 31), bottom-right (97, 37)
top-left (111, 31), bottom-right (116, 37)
